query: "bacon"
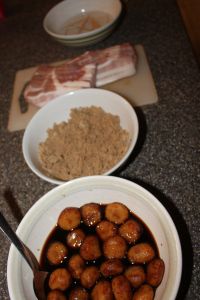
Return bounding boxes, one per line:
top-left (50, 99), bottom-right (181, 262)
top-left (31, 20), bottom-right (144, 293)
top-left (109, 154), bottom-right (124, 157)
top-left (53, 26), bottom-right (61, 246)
top-left (24, 43), bottom-right (137, 107)
top-left (93, 43), bottom-right (137, 86)
top-left (69, 51), bottom-right (93, 66)
top-left (24, 63), bottom-right (96, 107)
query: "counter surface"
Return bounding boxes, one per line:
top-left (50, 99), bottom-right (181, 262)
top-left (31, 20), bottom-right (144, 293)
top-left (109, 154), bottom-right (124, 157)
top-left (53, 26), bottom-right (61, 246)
top-left (0, 0), bottom-right (199, 299)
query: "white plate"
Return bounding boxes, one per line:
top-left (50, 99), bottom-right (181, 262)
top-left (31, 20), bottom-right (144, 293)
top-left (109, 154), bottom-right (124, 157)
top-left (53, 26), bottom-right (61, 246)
top-left (22, 88), bottom-right (139, 184)
top-left (7, 176), bottom-right (182, 300)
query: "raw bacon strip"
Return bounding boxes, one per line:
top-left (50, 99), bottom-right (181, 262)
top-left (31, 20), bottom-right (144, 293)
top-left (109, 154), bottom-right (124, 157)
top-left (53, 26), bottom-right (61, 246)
top-left (69, 51), bottom-right (93, 67)
top-left (92, 43), bottom-right (137, 86)
top-left (24, 43), bottom-right (137, 108)
top-left (24, 63), bottom-right (96, 107)
top-left (65, 43), bottom-right (137, 87)
top-left (96, 55), bottom-right (136, 87)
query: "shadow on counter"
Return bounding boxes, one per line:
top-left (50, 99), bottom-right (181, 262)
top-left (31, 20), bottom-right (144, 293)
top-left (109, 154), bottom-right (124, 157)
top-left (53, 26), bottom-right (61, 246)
top-left (114, 108), bottom-right (193, 299)
top-left (3, 189), bottom-right (23, 223)
top-left (121, 177), bottom-right (193, 300)
top-left (127, 106), bottom-right (147, 163)
top-left (112, 105), bottom-right (192, 299)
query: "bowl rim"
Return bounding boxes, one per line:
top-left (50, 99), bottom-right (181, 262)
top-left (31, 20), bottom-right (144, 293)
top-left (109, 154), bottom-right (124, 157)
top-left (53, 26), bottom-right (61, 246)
top-left (22, 88), bottom-right (139, 185)
top-left (43, 0), bottom-right (122, 40)
top-left (52, 24), bottom-right (116, 46)
top-left (7, 175), bottom-right (182, 300)
top-left (47, 20), bottom-right (117, 43)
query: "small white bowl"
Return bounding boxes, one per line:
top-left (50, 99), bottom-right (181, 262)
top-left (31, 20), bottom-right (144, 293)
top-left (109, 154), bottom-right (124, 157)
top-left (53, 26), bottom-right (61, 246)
top-left (22, 88), bottom-right (139, 185)
top-left (43, 0), bottom-right (122, 46)
top-left (7, 176), bottom-right (182, 300)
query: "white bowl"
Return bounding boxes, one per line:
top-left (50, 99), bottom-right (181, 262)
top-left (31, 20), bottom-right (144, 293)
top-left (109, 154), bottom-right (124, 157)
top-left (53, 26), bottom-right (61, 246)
top-left (7, 176), bottom-right (182, 300)
top-left (43, 0), bottom-right (122, 46)
top-left (22, 88), bottom-right (139, 185)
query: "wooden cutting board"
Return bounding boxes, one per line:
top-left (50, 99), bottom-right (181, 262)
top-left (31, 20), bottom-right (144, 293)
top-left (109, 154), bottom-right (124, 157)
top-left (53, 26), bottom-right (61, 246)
top-left (7, 44), bottom-right (158, 132)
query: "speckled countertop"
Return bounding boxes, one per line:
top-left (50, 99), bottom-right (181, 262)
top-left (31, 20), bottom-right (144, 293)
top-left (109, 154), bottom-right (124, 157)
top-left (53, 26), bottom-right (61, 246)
top-left (0, 0), bottom-right (199, 299)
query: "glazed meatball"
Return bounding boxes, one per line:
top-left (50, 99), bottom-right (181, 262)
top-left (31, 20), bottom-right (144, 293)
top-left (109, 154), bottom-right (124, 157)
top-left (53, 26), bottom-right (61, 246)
top-left (119, 219), bottom-right (142, 244)
top-left (91, 281), bottom-right (114, 300)
top-left (47, 241), bottom-right (68, 265)
top-left (49, 268), bottom-right (72, 291)
top-left (81, 203), bottom-right (101, 226)
top-left (124, 265), bottom-right (146, 288)
top-left (68, 254), bottom-right (85, 279)
top-left (128, 243), bottom-right (155, 264)
top-left (58, 207), bottom-right (81, 230)
top-left (80, 235), bottom-right (101, 260)
top-left (103, 235), bottom-right (127, 259)
top-left (132, 284), bottom-right (154, 300)
top-left (112, 275), bottom-right (132, 300)
top-left (105, 202), bottom-right (129, 224)
top-left (96, 220), bottom-right (117, 241)
top-left (81, 266), bottom-right (100, 289)
top-left (67, 228), bottom-right (85, 248)
top-left (69, 287), bottom-right (89, 300)
top-left (146, 258), bottom-right (165, 287)
top-left (100, 259), bottom-right (124, 277)
top-left (47, 290), bottom-right (67, 300)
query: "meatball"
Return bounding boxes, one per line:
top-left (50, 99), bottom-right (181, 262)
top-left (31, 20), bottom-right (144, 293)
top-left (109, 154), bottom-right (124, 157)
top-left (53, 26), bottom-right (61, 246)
top-left (146, 258), bottom-right (165, 287)
top-left (81, 266), bottom-right (100, 289)
top-left (80, 235), bottom-right (101, 260)
top-left (81, 203), bottom-right (101, 226)
top-left (58, 207), bottom-right (81, 230)
top-left (119, 219), bottom-right (142, 244)
top-left (132, 284), bottom-right (154, 300)
top-left (103, 235), bottom-right (127, 259)
top-left (128, 243), bottom-right (155, 264)
top-left (47, 241), bottom-right (68, 265)
top-left (100, 259), bottom-right (124, 277)
top-left (112, 275), bottom-right (132, 300)
top-left (91, 281), bottom-right (114, 300)
top-left (68, 254), bottom-right (85, 279)
top-left (47, 290), bottom-right (67, 300)
top-left (69, 287), bottom-right (89, 300)
top-left (124, 266), bottom-right (146, 288)
top-left (105, 203), bottom-right (129, 224)
top-left (96, 220), bottom-right (117, 241)
top-left (49, 268), bottom-right (72, 291)
top-left (67, 228), bottom-right (85, 248)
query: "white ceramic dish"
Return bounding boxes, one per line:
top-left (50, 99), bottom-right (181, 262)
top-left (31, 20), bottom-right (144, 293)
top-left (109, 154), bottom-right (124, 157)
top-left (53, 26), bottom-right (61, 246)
top-left (43, 0), bottom-right (122, 46)
top-left (7, 176), bottom-right (182, 300)
top-left (22, 88), bottom-right (139, 185)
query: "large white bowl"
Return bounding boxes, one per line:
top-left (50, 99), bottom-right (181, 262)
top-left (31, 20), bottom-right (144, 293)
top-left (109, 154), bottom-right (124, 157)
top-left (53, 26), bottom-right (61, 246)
top-left (43, 0), bottom-right (122, 46)
top-left (7, 176), bottom-right (182, 300)
top-left (22, 88), bottom-right (139, 185)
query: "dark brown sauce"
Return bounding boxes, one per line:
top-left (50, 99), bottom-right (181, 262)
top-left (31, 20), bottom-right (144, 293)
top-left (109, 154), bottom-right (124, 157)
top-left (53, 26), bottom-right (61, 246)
top-left (40, 204), bottom-right (161, 297)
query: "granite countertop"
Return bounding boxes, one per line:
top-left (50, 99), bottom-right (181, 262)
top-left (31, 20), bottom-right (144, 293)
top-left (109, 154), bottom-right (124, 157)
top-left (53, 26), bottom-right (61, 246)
top-left (0, 0), bottom-right (199, 299)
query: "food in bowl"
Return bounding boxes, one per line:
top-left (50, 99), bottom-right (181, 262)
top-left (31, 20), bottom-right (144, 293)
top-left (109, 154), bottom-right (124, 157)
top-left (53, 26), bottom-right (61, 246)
top-left (22, 89), bottom-right (138, 185)
top-left (40, 202), bottom-right (165, 299)
top-left (43, 0), bottom-right (122, 46)
top-left (39, 106), bottom-right (130, 180)
top-left (7, 176), bottom-right (182, 300)
top-left (23, 43), bottom-right (137, 108)
top-left (62, 11), bottom-right (113, 35)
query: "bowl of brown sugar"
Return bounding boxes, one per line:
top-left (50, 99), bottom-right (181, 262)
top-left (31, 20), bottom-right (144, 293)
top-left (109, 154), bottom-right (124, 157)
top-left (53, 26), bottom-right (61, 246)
top-left (22, 88), bottom-right (139, 184)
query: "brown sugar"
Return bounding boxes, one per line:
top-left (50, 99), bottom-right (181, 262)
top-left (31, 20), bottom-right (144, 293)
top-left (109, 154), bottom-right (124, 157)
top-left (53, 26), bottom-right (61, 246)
top-left (39, 106), bottom-right (130, 180)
